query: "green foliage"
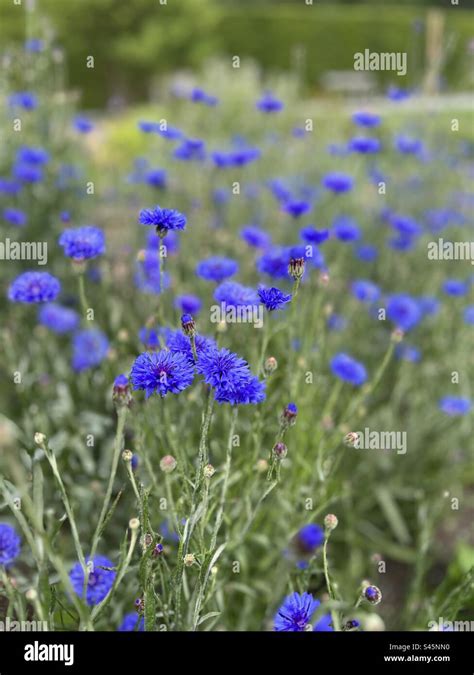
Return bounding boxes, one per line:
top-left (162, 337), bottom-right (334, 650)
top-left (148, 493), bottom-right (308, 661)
top-left (0, 1), bottom-right (472, 106)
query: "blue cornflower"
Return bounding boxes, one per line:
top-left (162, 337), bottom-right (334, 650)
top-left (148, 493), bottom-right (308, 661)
top-left (139, 206), bottom-right (187, 235)
top-left (173, 138), bottom-right (206, 161)
top-left (240, 225), bottom-right (271, 249)
top-left (327, 313), bottom-right (347, 332)
top-left (156, 125), bottom-right (182, 140)
top-left (211, 148), bottom-right (260, 168)
top-left (348, 137), bottom-right (381, 154)
top-left (0, 524), bottom-right (21, 565)
top-left (14, 163), bottom-right (43, 183)
top-left (351, 280), bottom-right (380, 303)
top-left (8, 91), bottom-right (38, 110)
top-left (73, 116), bottom-right (94, 133)
top-left (3, 207), bottom-right (27, 226)
top-left (197, 347), bottom-right (265, 405)
top-left (139, 326), bottom-right (161, 350)
top-left (331, 353), bottom-right (367, 387)
top-left (165, 329), bottom-right (216, 364)
top-left (355, 244), bottom-right (378, 262)
top-left (389, 213), bottom-right (422, 237)
top-left (8, 271), bottom-right (61, 303)
top-left (463, 306), bottom-right (474, 325)
top-left (190, 87), bottom-right (218, 106)
top-left (300, 226), bottom-right (329, 245)
top-left (322, 172), bottom-right (354, 193)
top-left (118, 613), bottom-right (144, 632)
top-left (69, 555), bottom-right (116, 606)
top-left (281, 200), bottom-right (311, 219)
top-left (352, 111), bottom-right (381, 127)
top-left (0, 178), bottom-right (21, 195)
top-left (215, 281), bottom-right (259, 308)
top-left (174, 294), bottom-right (202, 315)
top-left (267, 179), bottom-right (292, 202)
top-left (256, 93), bottom-right (284, 113)
top-left (58, 226), bottom-right (105, 260)
top-left (333, 215), bottom-right (361, 242)
top-left (387, 294), bottom-right (422, 331)
top-left (395, 135), bottom-right (423, 155)
top-left (297, 524), bottom-right (324, 553)
top-left (130, 350), bottom-right (195, 398)
top-left (418, 296), bottom-right (440, 317)
top-left (439, 397), bottom-right (471, 416)
top-left (138, 120), bottom-right (158, 133)
top-left (387, 86), bottom-right (410, 101)
top-left (39, 303), bottom-right (79, 334)
top-left (274, 592), bottom-right (332, 632)
top-left (196, 256), bottom-right (239, 282)
top-left (16, 146), bottom-right (49, 165)
top-left (72, 329), bottom-right (109, 372)
top-left (144, 169), bottom-right (167, 189)
top-left (257, 247), bottom-right (291, 279)
top-left (25, 38), bottom-right (44, 52)
top-left (258, 286), bottom-right (292, 311)
top-left (442, 279), bottom-right (468, 296)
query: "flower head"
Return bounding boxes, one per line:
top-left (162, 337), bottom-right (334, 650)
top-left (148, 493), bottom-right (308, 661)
top-left (8, 271), bottom-right (61, 304)
top-left (0, 524), bottom-right (21, 565)
top-left (331, 353), bottom-right (367, 387)
top-left (130, 350), bottom-right (195, 398)
top-left (174, 294), bottom-right (202, 315)
top-left (240, 225), bottom-right (271, 249)
top-left (58, 226), bottom-right (105, 261)
top-left (69, 555), bottom-right (116, 606)
top-left (39, 303), bottom-right (79, 333)
top-left (274, 592), bottom-right (332, 632)
top-left (439, 396), bottom-right (471, 416)
top-left (197, 347), bottom-right (265, 405)
top-left (352, 111), bottom-right (381, 127)
top-left (196, 257), bottom-right (239, 283)
top-left (118, 613), bottom-right (144, 632)
top-left (322, 172), bottom-right (354, 194)
top-left (72, 329), bottom-right (109, 372)
top-left (215, 281), bottom-right (259, 308)
top-left (256, 92), bottom-right (284, 113)
top-left (351, 280), bottom-right (380, 303)
top-left (258, 286), bottom-right (292, 311)
top-left (296, 524), bottom-right (324, 553)
top-left (139, 206), bottom-right (187, 235)
top-left (4, 207), bottom-right (27, 227)
top-left (387, 294), bottom-right (422, 332)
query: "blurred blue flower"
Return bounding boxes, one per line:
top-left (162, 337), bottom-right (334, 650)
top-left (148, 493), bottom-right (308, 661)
top-left (8, 271), bottom-right (61, 304)
top-left (3, 207), bottom-right (27, 226)
top-left (59, 226), bottom-right (105, 260)
top-left (240, 225), bottom-right (271, 249)
top-left (442, 279), bottom-right (468, 296)
top-left (322, 172), bottom-right (354, 193)
top-left (333, 215), bottom-right (360, 242)
top-left (39, 303), bottom-right (80, 334)
top-left (349, 137), bottom-right (381, 154)
top-left (73, 116), bottom-right (94, 133)
top-left (300, 226), bottom-right (329, 245)
top-left (16, 146), bottom-right (49, 165)
top-left (352, 111), bottom-right (381, 127)
top-left (351, 279), bottom-right (380, 303)
top-left (174, 294), bottom-right (202, 315)
top-left (256, 93), bottom-right (283, 113)
top-left (439, 397), bottom-right (471, 416)
top-left (72, 329), bottom-right (109, 371)
top-left (196, 256), bottom-right (239, 282)
top-left (69, 555), bottom-right (115, 606)
top-left (296, 524), bottom-right (324, 553)
top-left (118, 613), bottom-right (144, 632)
top-left (0, 524), bottom-right (21, 565)
top-left (387, 294), bottom-right (422, 331)
top-left (331, 352), bottom-right (367, 386)
top-left (9, 91), bottom-right (38, 110)
top-left (215, 281), bottom-right (259, 307)
top-left (463, 306), bottom-right (474, 325)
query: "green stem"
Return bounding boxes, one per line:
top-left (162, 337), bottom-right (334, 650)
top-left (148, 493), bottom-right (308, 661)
top-left (90, 406), bottom-right (128, 559)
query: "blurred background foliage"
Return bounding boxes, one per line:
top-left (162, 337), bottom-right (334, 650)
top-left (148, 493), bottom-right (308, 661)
top-left (0, 0), bottom-right (472, 108)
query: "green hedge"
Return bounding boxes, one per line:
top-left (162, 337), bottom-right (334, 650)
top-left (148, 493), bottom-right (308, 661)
top-left (0, 2), bottom-right (472, 106)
